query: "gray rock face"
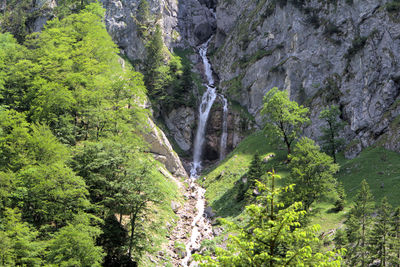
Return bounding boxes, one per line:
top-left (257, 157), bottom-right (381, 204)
top-left (164, 107), bottom-right (195, 152)
top-left (211, 0), bottom-right (400, 157)
top-left (143, 118), bottom-right (188, 177)
top-left (177, 0), bottom-right (216, 46)
top-left (101, 0), bottom-right (216, 61)
top-left (101, 0), bottom-right (177, 62)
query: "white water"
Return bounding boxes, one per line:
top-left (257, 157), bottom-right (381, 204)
top-left (219, 95), bottom-right (228, 161)
top-left (190, 39), bottom-right (217, 178)
top-left (181, 182), bottom-right (208, 266)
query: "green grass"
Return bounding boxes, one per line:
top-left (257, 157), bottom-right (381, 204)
top-left (336, 146), bottom-right (400, 206)
top-left (309, 147), bottom-right (400, 233)
top-left (200, 131), bottom-right (400, 233)
top-left (141, 160), bottom-right (182, 266)
top-left (200, 131), bottom-right (289, 219)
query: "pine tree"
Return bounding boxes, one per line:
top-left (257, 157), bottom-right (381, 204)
top-left (237, 153), bottom-right (264, 201)
top-left (334, 181), bottom-right (346, 212)
top-left (390, 207), bottom-right (400, 266)
top-left (144, 25), bottom-right (165, 99)
top-left (344, 180), bottom-right (374, 266)
top-left (369, 197), bottom-right (392, 266)
top-left (136, 0), bottom-right (151, 38)
top-left (334, 228), bottom-right (348, 250)
top-left (247, 152), bottom-right (264, 187)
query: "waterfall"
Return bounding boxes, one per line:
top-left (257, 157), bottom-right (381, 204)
top-left (219, 95), bottom-right (228, 161)
top-left (190, 39), bottom-right (217, 178)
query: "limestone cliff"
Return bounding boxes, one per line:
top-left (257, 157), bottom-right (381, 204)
top-left (101, 0), bottom-right (400, 160)
top-left (211, 0), bottom-right (400, 157)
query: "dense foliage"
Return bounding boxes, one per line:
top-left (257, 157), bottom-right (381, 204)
top-left (286, 137), bottom-right (339, 211)
top-left (195, 172), bottom-right (344, 266)
top-left (0, 3), bottom-right (176, 266)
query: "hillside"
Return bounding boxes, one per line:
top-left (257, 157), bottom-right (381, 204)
top-left (1, 0), bottom-right (400, 266)
top-left (201, 131), bottom-right (400, 230)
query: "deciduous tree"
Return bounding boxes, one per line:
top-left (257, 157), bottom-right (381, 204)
top-left (319, 105), bottom-right (345, 163)
top-left (261, 87), bottom-right (309, 156)
top-left (195, 171), bottom-right (344, 266)
top-left (287, 137), bottom-right (339, 211)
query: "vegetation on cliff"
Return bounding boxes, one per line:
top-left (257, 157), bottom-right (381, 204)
top-left (0, 3), bottom-right (179, 266)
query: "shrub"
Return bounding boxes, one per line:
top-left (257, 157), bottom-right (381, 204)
top-left (386, 0), bottom-right (400, 12)
top-left (344, 36), bottom-right (368, 59)
top-left (324, 21), bottom-right (341, 35)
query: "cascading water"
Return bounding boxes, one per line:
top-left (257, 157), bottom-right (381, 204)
top-left (182, 38), bottom-right (217, 267)
top-left (190, 39), bottom-right (217, 178)
top-left (219, 95), bottom-right (228, 161)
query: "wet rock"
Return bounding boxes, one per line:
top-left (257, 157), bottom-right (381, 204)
top-left (204, 206), bottom-right (216, 218)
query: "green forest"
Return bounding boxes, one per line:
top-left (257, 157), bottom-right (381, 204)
top-left (1, 0), bottom-right (400, 266)
top-left (0, 3), bottom-right (182, 266)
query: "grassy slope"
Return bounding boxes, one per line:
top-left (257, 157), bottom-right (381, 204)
top-left (141, 161), bottom-right (182, 266)
top-left (201, 131), bottom-right (400, 232)
top-left (200, 131), bottom-right (289, 219)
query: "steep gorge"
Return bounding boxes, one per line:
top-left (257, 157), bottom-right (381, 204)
top-left (102, 0), bottom-right (400, 163)
top-left (7, 0), bottom-right (400, 264)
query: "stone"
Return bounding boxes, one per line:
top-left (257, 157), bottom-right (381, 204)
top-left (171, 201), bottom-right (181, 213)
top-left (213, 226), bottom-right (223, 236)
top-left (212, 0), bottom-right (400, 156)
top-left (194, 22), bottom-right (215, 43)
top-left (174, 247), bottom-right (187, 259)
top-left (263, 154), bottom-right (275, 163)
top-left (143, 118), bottom-right (188, 178)
top-left (164, 107), bottom-right (195, 152)
top-left (204, 206), bottom-right (215, 218)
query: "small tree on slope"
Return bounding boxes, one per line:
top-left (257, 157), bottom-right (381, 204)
top-left (287, 137), bottom-right (339, 211)
top-left (262, 87), bottom-right (309, 157)
top-left (319, 105), bottom-right (345, 163)
top-left (344, 180), bottom-right (374, 267)
top-left (194, 171), bottom-right (345, 266)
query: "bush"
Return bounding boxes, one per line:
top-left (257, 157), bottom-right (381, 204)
top-left (306, 13), bottom-right (320, 28)
top-left (324, 22), bottom-right (341, 35)
top-left (344, 36), bottom-right (368, 59)
top-left (386, 1), bottom-right (400, 12)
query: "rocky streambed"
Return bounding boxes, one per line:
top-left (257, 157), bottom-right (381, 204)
top-left (166, 176), bottom-right (214, 266)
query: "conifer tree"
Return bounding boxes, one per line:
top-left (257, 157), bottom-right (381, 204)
top-left (136, 0), bottom-right (151, 38)
top-left (247, 152), bottom-right (264, 188)
top-left (144, 25), bottom-right (165, 99)
top-left (369, 197), bottom-right (392, 266)
top-left (390, 207), bottom-right (400, 266)
top-left (344, 179), bottom-right (374, 267)
top-left (334, 181), bottom-right (346, 212)
top-left (238, 153), bottom-right (264, 201)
